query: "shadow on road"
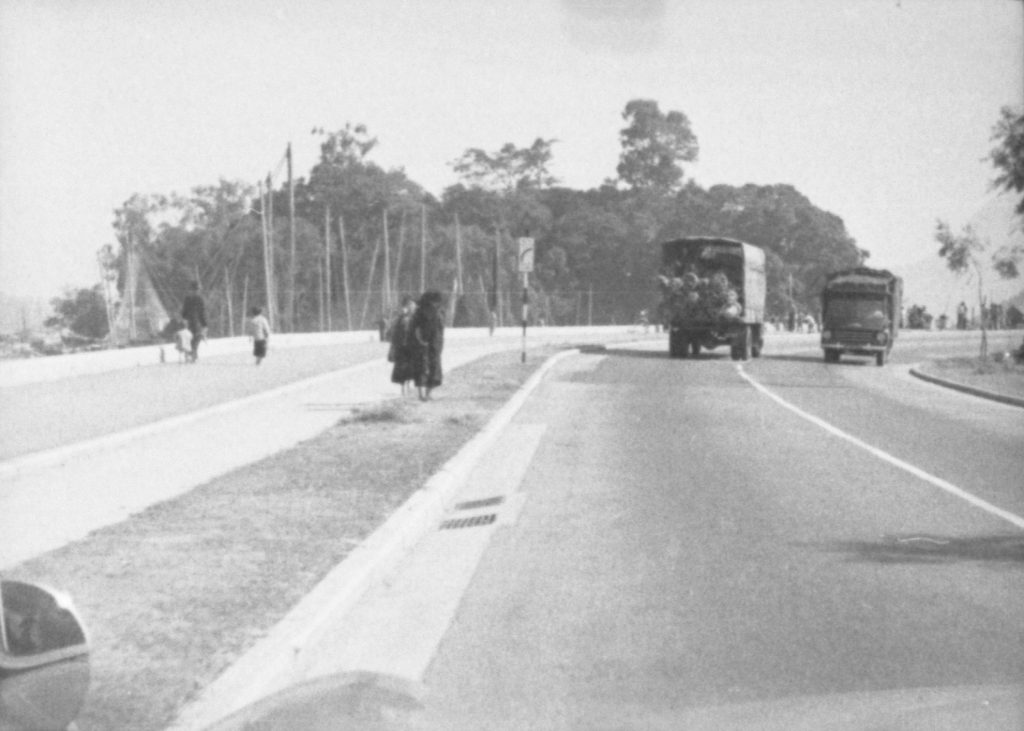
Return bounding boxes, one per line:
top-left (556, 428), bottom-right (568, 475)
top-left (582, 346), bottom-right (733, 361)
top-left (804, 534), bottom-right (1024, 565)
top-left (761, 353), bottom-right (873, 366)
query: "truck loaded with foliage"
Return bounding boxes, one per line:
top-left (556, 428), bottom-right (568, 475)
top-left (658, 237), bottom-right (766, 360)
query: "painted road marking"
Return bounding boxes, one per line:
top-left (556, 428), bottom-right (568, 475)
top-left (736, 364), bottom-right (1024, 531)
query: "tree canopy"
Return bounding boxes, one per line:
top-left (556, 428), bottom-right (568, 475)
top-left (616, 99), bottom-right (699, 192)
top-left (94, 103), bottom-right (863, 339)
top-left (989, 106), bottom-right (1024, 217)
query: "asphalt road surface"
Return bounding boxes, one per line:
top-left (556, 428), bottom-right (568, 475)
top-left (407, 335), bottom-right (1023, 729)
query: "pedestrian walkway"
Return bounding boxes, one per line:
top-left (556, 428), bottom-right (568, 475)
top-left (0, 341), bottom-right (517, 570)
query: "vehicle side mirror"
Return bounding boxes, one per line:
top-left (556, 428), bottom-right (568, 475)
top-left (0, 580), bottom-right (90, 731)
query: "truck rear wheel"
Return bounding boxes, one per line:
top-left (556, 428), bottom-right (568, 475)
top-left (690, 340), bottom-right (700, 357)
top-left (741, 325), bottom-right (752, 361)
top-left (669, 329), bottom-right (689, 358)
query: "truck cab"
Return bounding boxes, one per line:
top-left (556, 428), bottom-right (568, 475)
top-left (820, 267), bottom-right (902, 366)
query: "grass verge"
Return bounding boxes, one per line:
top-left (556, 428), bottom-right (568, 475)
top-left (5, 347), bottom-right (561, 731)
top-left (917, 355), bottom-right (1024, 401)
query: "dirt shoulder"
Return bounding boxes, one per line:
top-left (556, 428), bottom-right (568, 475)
top-left (915, 355), bottom-right (1024, 402)
top-left (5, 347), bottom-right (563, 731)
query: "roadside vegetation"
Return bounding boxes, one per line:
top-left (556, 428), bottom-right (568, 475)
top-left (58, 98), bottom-right (868, 348)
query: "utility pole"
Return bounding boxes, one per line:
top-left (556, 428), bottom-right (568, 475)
top-left (420, 203), bottom-right (427, 294)
top-left (324, 203), bottom-right (333, 331)
top-left (264, 174), bottom-right (276, 329)
top-left (382, 207), bottom-right (392, 317)
top-left (127, 231), bottom-right (137, 341)
top-left (338, 214), bottom-right (352, 331)
top-left (287, 143), bottom-right (296, 332)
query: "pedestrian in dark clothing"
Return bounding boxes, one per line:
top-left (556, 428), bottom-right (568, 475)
top-left (388, 295), bottom-right (417, 395)
top-left (411, 290), bottom-right (444, 401)
top-left (181, 281), bottom-right (207, 363)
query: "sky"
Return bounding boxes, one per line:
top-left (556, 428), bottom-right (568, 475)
top-left (1, 0), bottom-right (1022, 312)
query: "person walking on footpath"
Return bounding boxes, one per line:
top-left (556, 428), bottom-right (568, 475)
top-left (388, 295), bottom-right (417, 395)
top-left (181, 281), bottom-right (207, 363)
top-left (411, 290), bottom-right (444, 401)
top-left (247, 306), bottom-right (271, 365)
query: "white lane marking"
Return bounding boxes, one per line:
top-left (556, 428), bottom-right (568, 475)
top-left (736, 364), bottom-right (1024, 531)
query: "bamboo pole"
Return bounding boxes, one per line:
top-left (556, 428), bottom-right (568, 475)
top-left (265, 174), bottom-right (276, 329)
top-left (338, 214), bottom-right (352, 331)
top-left (382, 207), bottom-right (391, 316)
top-left (324, 204), bottom-right (333, 331)
top-left (224, 270), bottom-right (233, 336)
top-left (421, 204), bottom-right (428, 293)
top-left (455, 212), bottom-right (464, 296)
top-left (360, 233), bottom-right (382, 330)
top-left (240, 274), bottom-right (249, 334)
top-left (393, 209), bottom-right (406, 299)
top-left (286, 142), bottom-right (296, 332)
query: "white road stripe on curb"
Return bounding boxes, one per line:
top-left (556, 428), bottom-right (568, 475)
top-left (736, 363), bottom-right (1024, 531)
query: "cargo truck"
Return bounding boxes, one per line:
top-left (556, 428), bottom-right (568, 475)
top-left (820, 267), bottom-right (902, 366)
top-left (657, 237), bottom-right (766, 360)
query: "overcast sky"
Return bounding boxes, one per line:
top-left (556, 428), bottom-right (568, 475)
top-left (1, 0), bottom-right (1021, 301)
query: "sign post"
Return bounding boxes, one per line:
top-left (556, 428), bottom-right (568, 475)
top-left (517, 237), bottom-right (534, 363)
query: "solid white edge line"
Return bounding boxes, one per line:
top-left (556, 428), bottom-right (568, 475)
top-left (735, 363), bottom-right (1024, 531)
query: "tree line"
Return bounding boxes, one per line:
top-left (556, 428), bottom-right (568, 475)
top-left (64, 99), bottom-right (875, 340)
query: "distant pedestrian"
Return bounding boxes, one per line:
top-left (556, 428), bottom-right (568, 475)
top-left (181, 281), bottom-right (207, 363)
top-left (956, 301), bottom-right (968, 330)
top-left (388, 295), bottom-right (417, 395)
top-left (247, 306), bottom-right (271, 365)
top-left (411, 290), bottom-right (444, 401)
top-left (173, 320), bottom-right (192, 363)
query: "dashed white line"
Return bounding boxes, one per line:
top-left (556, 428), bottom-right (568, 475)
top-left (736, 363), bottom-right (1024, 531)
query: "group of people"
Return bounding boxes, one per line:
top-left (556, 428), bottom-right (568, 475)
top-left (172, 283), bottom-right (445, 399)
top-left (173, 281), bottom-right (270, 365)
top-left (387, 290), bottom-right (445, 401)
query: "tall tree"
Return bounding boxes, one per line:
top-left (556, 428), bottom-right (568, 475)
top-left (988, 105), bottom-right (1024, 217)
top-left (616, 99), bottom-right (699, 192)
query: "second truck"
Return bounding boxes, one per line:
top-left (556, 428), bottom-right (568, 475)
top-left (657, 237), bottom-right (766, 360)
top-left (820, 266), bottom-right (902, 366)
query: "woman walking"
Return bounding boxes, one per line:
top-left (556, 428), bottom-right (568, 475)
top-left (388, 295), bottom-right (417, 395)
top-left (411, 290), bottom-right (444, 401)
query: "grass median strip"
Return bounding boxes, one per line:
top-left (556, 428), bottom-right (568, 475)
top-left (5, 347), bottom-right (561, 731)
top-left (916, 355), bottom-right (1024, 401)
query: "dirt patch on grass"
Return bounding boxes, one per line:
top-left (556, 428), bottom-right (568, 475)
top-left (4, 347), bottom-right (561, 731)
top-left (917, 356), bottom-right (1024, 401)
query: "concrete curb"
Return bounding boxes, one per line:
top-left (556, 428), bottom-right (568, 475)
top-left (909, 367), bottom-right (1024, 408)
top-left (168, 347), bottom-right (581, 730)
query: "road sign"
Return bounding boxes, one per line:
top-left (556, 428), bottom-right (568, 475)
top-left (517, 237), bottom-right (534, 273)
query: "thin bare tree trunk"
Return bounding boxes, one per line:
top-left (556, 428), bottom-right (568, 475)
top-left (360, 234), bottom-right (382, 330)
top-left (338, 214), bottom-right (352, 331)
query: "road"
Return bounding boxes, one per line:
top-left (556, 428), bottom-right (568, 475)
top-left (3, 329), bottom-right (1022, 728)
top-left (279, 332), bottom-right (1023, 729)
